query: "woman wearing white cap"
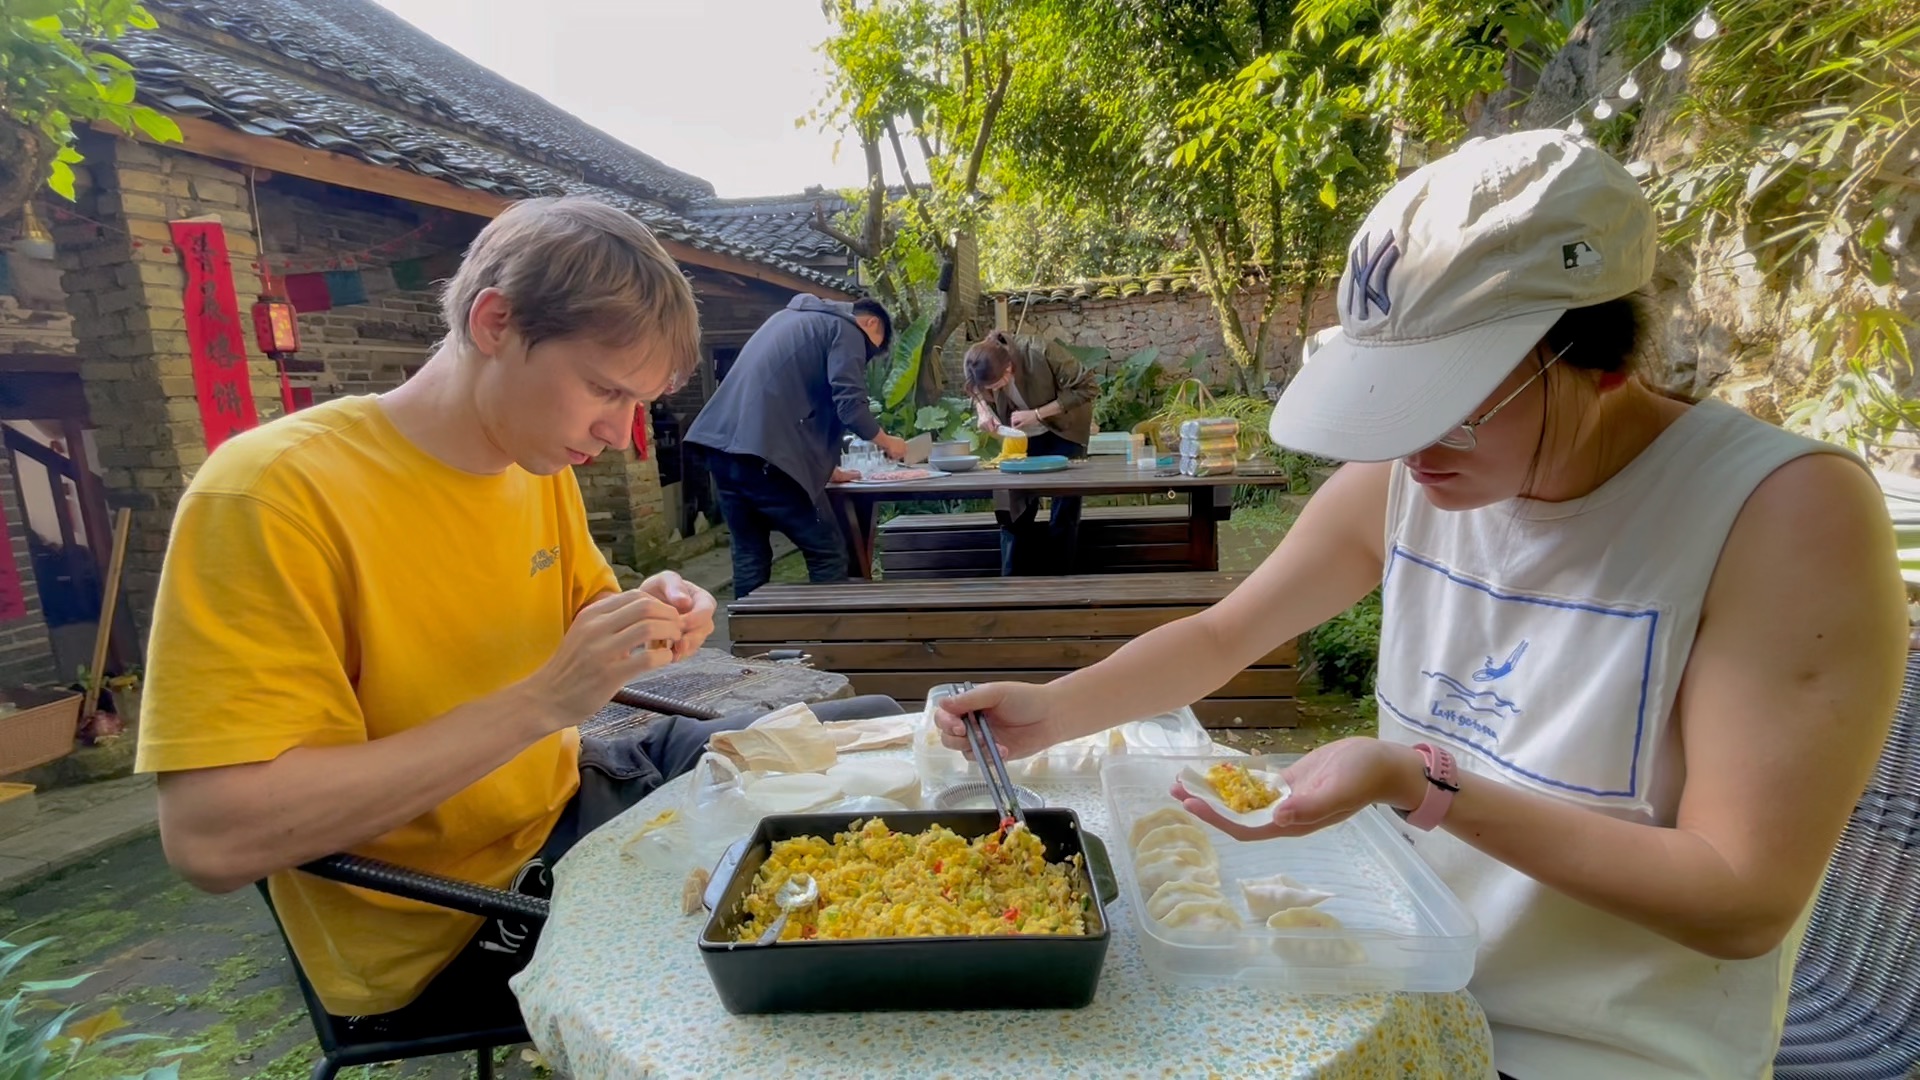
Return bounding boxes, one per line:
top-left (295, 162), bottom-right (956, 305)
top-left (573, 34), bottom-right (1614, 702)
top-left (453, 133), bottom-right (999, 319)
top-left (937, 129), bottom-right (1909, 1078)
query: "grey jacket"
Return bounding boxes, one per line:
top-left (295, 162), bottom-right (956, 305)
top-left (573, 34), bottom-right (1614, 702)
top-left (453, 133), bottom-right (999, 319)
top-left (686, 294), bottom-right (883, 497)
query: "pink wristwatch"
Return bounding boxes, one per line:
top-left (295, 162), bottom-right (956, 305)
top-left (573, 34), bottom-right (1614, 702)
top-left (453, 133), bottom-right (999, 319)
top-left (1401, 742), bottom-right (1459, 831)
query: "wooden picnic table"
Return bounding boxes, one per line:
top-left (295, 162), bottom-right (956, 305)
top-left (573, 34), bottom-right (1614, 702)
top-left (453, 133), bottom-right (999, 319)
top-left (825, 457), bottom-right (1291, 577)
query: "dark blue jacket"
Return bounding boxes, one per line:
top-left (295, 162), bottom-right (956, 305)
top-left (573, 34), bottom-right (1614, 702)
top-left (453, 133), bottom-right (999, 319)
top-left (686, 294), bottom-right (882, 497)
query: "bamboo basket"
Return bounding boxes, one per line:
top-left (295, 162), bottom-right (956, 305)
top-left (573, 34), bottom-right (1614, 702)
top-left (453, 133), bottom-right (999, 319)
top-left (0, 688), bottom-right (80, 775)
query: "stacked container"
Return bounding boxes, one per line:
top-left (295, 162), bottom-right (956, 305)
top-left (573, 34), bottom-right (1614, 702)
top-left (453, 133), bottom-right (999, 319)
top-left (1178, 417), bottom-right (1240, 477)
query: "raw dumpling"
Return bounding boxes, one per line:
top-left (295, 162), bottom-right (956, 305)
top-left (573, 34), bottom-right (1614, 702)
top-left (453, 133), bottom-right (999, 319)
top-left (1175, 763), bottom-right (1292, 829)
top-left (1265, 906), bottom-right (1343, 930)
top-left (1135, 848), bottom-right (1222, 895)
top-left (1135, 823), bottom-right (1214, 859)
top-left (1160, 898), bottom-right (1243, 932)
top-left (1266, 906), bottom-right (1366, 965)
top-left (1145, 879), bottom-right (1226, 921)
top-left (1239, 873), bottom-right (1335, 920)
top-left (1129, 806), bottom-right (1205, 848)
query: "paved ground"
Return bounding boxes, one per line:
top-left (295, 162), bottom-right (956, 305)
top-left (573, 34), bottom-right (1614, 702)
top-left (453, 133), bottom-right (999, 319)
top-left (0, 506), bottom-right (1368, 1077)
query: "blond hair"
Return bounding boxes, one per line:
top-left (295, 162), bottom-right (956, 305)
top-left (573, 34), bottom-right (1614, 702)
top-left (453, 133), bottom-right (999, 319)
top-left (440, 197), bottom-right (700, 386)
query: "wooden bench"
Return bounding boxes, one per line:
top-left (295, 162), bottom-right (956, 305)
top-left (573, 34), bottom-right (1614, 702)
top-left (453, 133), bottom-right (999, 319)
top-left (728, 573), bottom-right (1298, 728)
top-left (877, 505), bottom-right (1195, 579)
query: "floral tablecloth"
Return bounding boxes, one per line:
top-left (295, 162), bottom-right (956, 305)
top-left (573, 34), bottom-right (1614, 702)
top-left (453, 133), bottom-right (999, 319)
top-left (511, 762), bottom-right (1496, 1079)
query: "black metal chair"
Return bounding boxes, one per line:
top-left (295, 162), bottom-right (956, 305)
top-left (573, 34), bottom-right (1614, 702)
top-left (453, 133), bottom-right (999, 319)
top-left (257, 855), bottom-right (548, 1080)
top-left (261, 690), bottom-right (910, 1078)
top-left (1775, 646), bottom-right (1920, 1078)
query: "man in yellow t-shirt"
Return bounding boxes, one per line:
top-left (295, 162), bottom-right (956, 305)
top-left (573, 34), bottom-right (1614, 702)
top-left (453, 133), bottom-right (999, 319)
top-left (136, 197), bottom-right (742, 1030)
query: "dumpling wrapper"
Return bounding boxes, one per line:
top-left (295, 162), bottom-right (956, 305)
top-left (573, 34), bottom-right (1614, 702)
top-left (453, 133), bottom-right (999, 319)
top-left (1239, 872), bottom-right (1335, 920)
top-left (1266, 906), bottom-right (1367, 965)
top-left (1129, 806), bottom-right (1206, 848)
top-left (1135, 848), bottom-right (1222, 895)
top-left (1160, 898), bottom-right (1243, 932)
top-left (1145, 879), bottom-right (1226, 921)
top-left (1135, 823), bottom-right (1214, 860)
top-left (1176, 763), bottom-right (1292, 829)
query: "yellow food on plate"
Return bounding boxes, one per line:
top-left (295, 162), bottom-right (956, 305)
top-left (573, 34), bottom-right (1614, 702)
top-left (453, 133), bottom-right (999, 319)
top-left (734, 818), bottom-right (1089, 942)
top-left (1206, 762), bottom-right (1281, 814)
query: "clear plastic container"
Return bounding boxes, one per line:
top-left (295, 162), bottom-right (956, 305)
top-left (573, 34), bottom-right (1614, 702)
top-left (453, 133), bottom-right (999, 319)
top-left (915, 685), bottom-right (1214, 790)
top-left (1101, 753), bottom-right (1480, 993)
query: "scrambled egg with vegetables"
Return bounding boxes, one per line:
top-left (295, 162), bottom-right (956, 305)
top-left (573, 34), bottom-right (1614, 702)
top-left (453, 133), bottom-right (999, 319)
top-left (734, 818), bottom-right (1090, 941)
top-left (1207, 762), bottom-right (1280, 814)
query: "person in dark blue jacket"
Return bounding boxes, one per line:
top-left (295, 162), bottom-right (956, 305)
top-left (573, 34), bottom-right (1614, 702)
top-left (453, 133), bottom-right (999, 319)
top-left (686, 294), bottom-right (906, 598)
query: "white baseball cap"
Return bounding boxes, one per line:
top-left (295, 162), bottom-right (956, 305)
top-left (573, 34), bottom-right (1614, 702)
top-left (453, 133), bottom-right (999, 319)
top-left (1270, 129), bottom-right (1655, 462)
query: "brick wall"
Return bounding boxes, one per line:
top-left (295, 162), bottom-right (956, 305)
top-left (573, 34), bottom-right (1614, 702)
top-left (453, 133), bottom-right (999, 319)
top-left (51, 132), bottom-right (277, 636)
top-left (0, 450), bottom-right (57, 687)
top-left (255, 179), bottom-right (458, 399)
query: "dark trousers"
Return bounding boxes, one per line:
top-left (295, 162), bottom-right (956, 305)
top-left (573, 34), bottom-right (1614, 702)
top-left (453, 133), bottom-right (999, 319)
top-left (1001, 431), bottom-right (1085, 577)
top-left (699, 449), bottom-right (847, 599)
top-left (342, 696), bottom-right (905, 1037)
top-left (339, 711), bottom-right (755, 1035)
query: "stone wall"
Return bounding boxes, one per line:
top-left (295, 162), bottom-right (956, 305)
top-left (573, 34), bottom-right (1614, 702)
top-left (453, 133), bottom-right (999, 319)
top-left (0, 450), bottom-right (56, 687)
top-left (971, 282), bottom-right (1339, 394)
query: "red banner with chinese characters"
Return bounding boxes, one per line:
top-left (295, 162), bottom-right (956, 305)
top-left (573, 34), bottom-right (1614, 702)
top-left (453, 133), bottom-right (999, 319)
top-left (170, 220), bottom-right (259, 450)
top-left (0, 494), bottom-right (25, 621)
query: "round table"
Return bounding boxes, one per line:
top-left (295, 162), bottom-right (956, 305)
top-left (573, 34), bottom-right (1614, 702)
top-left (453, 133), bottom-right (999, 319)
top-left (510, 756), bottom-right (1496, 1079)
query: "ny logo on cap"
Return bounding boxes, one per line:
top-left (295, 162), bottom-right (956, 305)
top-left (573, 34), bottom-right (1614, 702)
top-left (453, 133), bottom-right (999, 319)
top-left (1346, 231), bottom-right (1400, 322)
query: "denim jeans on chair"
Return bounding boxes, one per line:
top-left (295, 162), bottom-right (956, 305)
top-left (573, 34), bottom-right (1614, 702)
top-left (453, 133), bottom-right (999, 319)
top-left (698, 449), bottom-right (848, 599)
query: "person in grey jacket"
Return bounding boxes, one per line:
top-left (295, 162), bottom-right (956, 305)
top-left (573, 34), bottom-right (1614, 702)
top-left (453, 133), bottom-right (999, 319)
top-left (686, 294), bottom-right (906, 599)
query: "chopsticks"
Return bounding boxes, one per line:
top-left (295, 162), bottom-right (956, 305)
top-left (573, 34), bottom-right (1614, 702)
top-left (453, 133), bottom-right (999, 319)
top-left (953, 682), bottom-right (1026, 826)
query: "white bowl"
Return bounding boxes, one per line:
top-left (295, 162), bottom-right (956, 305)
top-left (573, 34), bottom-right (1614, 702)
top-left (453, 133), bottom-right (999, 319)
top-left (930, 455), bottom-right (979, 473)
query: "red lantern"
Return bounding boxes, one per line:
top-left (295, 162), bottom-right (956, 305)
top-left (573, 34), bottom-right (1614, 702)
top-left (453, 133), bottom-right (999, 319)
top-left (251, 297), bottom-right (300, 355)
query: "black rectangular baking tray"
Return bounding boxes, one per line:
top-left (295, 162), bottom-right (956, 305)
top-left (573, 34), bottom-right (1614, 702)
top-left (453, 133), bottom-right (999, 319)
top-left (697, 809), bottom-right (1114, 1014)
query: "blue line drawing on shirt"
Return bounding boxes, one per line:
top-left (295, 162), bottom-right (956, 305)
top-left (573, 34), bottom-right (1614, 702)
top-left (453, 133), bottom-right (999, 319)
top-left (1422, 671), bottom-right (1523, 718)
top-left (1378, 545), bottom-right (1659, 800)
top-left (1474, 639), bottom-right (1529, 682)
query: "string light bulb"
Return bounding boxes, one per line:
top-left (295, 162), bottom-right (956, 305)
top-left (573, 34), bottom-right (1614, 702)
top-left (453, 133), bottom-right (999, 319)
top-left (1619, 75), bottom-right (1641, 100)
top-left (1594, 100), bottom-right (1615, 120)
top-left (1662, 45), bottom-right (1684, 70)
top-left (1693, 8), bottom-right (1718, 38)
top-left (1569, 119), bottom-right (1586, 136)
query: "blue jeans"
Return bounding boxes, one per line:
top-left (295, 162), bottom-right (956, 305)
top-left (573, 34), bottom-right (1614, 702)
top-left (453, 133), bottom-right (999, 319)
top-left (700, 450), bottom-right (848, 599)
top-left (1001, 431), bottom-right (1085, 576)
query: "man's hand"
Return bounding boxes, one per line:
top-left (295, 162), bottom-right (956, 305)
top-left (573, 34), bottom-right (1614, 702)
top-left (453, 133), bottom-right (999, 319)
top-left (525, 591), bottom-right (683, 726)
top-left (640, 570), bottom-right (716, 660)
top-left (874, 432), bottom-right (908, 460)
top-left (830, 467), bottom-right (862, 484)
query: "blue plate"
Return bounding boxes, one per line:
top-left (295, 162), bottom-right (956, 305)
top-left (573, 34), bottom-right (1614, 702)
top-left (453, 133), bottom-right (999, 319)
top-left (999, 455), bottom-right (1072, 473)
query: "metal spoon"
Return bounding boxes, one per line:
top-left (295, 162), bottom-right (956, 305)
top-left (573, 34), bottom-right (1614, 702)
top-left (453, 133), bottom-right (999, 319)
top-left (756, 873), bottom-right (818, 945)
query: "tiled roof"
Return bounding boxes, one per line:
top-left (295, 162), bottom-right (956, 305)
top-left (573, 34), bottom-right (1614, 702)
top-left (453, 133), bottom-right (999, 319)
top-left (149, 0), bottom-right (714, 207)
top-left (686, 189), bottom-right (858, 263)
top-left (989, 263), bottom-right (1333, 307)
top-left (113, 33), bottom-right (855, 293)
top-left (989, 270), bottom-right (1210, 306)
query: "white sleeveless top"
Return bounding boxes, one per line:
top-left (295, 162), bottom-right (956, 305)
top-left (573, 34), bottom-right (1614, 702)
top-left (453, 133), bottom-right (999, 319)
top-left (1376, 399), bottom-right (1852, 1078)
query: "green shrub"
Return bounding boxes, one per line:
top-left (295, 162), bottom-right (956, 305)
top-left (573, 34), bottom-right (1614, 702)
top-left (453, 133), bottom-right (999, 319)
top-left (1304, 588), bottom-right (1381, 697)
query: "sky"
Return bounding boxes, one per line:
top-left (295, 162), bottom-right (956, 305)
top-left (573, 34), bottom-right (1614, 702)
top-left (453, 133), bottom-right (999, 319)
top-left (369, 0), bottom-right (873, 199)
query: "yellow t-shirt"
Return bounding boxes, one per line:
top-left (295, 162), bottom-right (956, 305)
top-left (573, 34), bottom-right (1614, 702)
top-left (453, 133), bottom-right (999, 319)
top-left (136, 395), bottom-right (617, 1016)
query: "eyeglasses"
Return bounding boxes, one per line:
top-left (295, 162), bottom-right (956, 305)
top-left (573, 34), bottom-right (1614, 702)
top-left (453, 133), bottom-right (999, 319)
top-left (1432, 345), bottom-right (1569, 452)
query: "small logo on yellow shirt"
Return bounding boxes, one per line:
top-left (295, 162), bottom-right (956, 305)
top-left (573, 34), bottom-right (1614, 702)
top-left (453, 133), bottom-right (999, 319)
top-left (529, 546), bottom-right (560, 576)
